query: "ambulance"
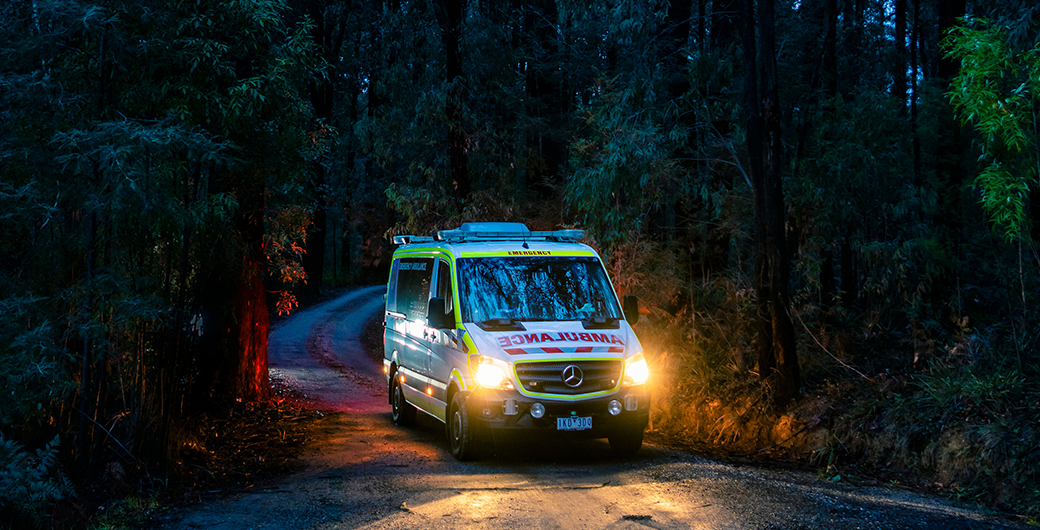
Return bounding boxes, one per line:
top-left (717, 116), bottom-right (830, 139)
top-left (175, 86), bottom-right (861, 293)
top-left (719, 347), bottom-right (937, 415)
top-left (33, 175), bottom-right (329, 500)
top-left (382, 222), bottom-right (650, 460)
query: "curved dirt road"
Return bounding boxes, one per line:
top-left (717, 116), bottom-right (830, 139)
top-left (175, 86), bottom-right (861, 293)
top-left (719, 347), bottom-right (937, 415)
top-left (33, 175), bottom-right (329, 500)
top-left (163, 287), bottom-right (1026, 530)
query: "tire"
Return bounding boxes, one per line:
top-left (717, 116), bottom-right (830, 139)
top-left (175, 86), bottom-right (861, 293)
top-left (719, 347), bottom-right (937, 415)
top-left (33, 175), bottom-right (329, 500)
top-left (447, 392), bottom-right (477, 461)
top-left (390, 373), bottom-right (416, 426)
top-left (608, 426), bottom-right (644, 457)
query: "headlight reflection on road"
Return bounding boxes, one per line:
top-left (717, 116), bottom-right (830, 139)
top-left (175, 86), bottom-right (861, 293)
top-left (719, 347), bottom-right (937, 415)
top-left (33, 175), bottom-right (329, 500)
top-left (394, 490), bottom-right (504, 523)
top-left (346, 471), bottom-right (727, 530)
top-left (468, 492), bottom-right (490, 511)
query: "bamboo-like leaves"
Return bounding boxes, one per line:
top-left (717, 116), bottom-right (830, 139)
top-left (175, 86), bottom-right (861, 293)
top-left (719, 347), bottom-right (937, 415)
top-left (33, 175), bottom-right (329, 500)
top-left (945, 17), bottom-right (1040, 240)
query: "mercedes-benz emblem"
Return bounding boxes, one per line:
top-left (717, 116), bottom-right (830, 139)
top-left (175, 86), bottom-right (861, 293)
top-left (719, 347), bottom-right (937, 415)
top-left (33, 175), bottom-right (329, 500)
top-left (561, 365), bottom-right (584, 387)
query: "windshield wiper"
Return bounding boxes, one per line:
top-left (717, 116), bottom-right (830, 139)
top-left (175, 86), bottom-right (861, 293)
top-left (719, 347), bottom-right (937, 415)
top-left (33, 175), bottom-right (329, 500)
top-left (476, 318), bottom-right (526, 331)
top-left (582, 315), bottom-right (620, 329)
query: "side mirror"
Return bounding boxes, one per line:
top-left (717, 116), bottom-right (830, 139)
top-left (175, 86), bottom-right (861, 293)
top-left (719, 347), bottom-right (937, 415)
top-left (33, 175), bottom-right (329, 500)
top-left (623, 295), bottom-right (639, 323)
top-left (427, 297), bottom-right (451, 329)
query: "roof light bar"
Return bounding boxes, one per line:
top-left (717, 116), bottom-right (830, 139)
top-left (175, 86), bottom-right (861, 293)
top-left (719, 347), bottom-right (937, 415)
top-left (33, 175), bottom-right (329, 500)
top-left (393, 223), bottom-right (585, 245)
top-left (435, 228), bottom-right (584, 243)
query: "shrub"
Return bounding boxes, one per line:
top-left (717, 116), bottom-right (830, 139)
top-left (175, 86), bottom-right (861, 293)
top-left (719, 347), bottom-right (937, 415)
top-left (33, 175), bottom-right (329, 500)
top-left (0, 297), bottom-right (76, 430)
top-left (0, 435), bottom-right (74, 529)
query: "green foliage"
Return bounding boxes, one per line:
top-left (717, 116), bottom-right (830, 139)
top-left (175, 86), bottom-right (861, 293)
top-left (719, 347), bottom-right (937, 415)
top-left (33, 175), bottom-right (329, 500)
top-left (87, 493), bottom-right (163, 530)
top-left (338, 0), bottom-right (1040, 519)
top-left (384, 181), bottom-right (455, 236)
top-left (788, 88), bottom-right (941, 312)
top-left (0, 298), bottom-right (75, 429)
top-left (822, 355), bottom-right (1040, 515)
top-left (945, 17), bottom-right (1040, 240)
top-left (0, 435), bottom-right (73, 530)
top-left (0, 0), bottom-right (320, 488)
top-left (1, 0), bottom-right (1040, 522)
top-left (568, 75), bottom-right (680, 242)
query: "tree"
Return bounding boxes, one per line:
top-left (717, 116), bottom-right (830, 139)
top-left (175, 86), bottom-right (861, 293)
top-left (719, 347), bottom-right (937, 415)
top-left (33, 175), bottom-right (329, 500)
top-left (0, 0), bottom-right (318, 468)
top-left (298, 0), bottom-right (349, 295)
top-left (945, 16), bottom-right (1040, 241)
top-left (741, 0), bottom-right (798, 405)
top-left (162, 0), bottom-right (320, 404)
top-left (434, 0), bottom-right (471, 201)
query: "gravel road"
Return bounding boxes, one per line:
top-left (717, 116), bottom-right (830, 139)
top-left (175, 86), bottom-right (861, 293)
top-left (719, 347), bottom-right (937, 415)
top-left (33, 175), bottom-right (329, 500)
top-left (158, 287), bottom-right (1028, 530)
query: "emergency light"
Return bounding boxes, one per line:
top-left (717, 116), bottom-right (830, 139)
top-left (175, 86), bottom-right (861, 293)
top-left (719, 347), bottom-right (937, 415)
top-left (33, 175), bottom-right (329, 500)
top-left (392, 222), bottom-right (585, 246)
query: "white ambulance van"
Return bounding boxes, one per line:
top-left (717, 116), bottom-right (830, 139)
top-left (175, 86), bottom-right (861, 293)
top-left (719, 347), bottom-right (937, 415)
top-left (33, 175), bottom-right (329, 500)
top-left (382, 222), bottom-right (650, 460)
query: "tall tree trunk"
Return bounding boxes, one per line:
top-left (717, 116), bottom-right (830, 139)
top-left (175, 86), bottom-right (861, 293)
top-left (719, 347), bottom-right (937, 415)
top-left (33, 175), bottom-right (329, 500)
top-left (713, 0), bottom-right (739, 52)
top-left (840, 236), bottom-right (857, 307)
top-left (301, 2), bottom-right (332, 294)
top-left (230, 253), bottom-right (271, 402)
top-left (232, 173), bottom-right (272, 402)
top-left (666, 0), bottom-right (692, 72)
top-left (892, 0), bottom-right (907, 109)
top-left (821, 252), bottom-right (835, 305)
top-left (743, 0), bottom-right (799, 406)
top-left (521, 0), bottom-right (567, 197)
top-left (933, 0), bottom-right (966, 310)
top-left (434, 0), bottom-right (470, 200)
top-left (760, 0), bottom-right (799, 406)
top-left (195, 172), bottom-right (272, 405)
top-left (698, 0), bottom-right (706, 52)
top-left (218, 176), bottom-right (273, 402)
top-left (664, 0), bottom-right (692, 241)
top-left (304, 175), bottom-right (327, 294)
top-left (935, 0), bottom-right (965, 226)
top-left (842, 0), bottom-right (865, 97)
top-left (822, 0), bottom-right (837, 98)
top-left (740, 0), bottom-right (772, 380)
top-left (792, 0), bottom-right (837, 175)
top-left (78, 207), bottom-right (97, 468)
top-left (911, 0), bottom-right (921, 183)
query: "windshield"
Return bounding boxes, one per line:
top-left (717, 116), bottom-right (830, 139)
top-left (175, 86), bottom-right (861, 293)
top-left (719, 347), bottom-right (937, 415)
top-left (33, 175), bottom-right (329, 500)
top-left (456, 256), bottom-right (622, 323)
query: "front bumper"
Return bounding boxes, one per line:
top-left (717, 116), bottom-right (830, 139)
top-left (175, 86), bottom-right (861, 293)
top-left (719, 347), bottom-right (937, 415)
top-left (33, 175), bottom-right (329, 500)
top-left (464, 385), bottom-right (650, 439)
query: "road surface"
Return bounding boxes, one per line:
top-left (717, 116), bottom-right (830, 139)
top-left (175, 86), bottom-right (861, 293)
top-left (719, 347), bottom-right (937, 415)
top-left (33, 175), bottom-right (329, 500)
top-left (160, 287), bottom-right (1026, 529)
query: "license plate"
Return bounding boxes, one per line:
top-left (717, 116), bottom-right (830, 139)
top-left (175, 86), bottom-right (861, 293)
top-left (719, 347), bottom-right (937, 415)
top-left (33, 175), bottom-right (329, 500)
top-left (557, 416), bottom-right (592, 431)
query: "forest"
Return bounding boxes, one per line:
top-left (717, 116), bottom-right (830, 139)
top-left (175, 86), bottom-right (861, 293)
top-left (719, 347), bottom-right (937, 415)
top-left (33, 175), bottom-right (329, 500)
top-left (2, 0), bottom-right (1039, 526)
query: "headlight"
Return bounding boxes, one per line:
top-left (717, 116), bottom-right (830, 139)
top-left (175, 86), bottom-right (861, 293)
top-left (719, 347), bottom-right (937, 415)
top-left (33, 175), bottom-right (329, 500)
top-left (475, 363), bottom-right (508, 388)
top-left (624, 353), bottom-right (649, 385)
top-left (470, 355), bottom-right (515, 389)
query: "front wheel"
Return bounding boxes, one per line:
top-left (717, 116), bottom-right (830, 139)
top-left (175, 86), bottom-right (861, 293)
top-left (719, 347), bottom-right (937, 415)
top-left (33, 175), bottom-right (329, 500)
top-left (447, 392), bottom-right (477, 461)
top-left (608, 427), bottom-right (644, 457)
top-left (390, 374), bottom-right (416, 426)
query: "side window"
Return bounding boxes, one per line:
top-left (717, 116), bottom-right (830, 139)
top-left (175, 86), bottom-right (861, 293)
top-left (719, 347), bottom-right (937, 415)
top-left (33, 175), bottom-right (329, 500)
top-left (396, 258), bottom-right (433, 321)
top-left (385, 263), bottom-right (400, 313)
top-left (437, 260), bottom-right (454, 316)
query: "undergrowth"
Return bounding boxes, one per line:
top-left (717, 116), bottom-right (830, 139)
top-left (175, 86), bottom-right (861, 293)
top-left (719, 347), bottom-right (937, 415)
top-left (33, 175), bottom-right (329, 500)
top-left (0, 435), bottom-right (73, 529)
top-left (602, 232), bottom-right (1040, 517)
top-left (821, 355), bottom-right (1040, 516)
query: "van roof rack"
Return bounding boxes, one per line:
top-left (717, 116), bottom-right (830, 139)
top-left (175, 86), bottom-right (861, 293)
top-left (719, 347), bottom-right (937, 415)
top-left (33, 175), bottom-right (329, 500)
top-left (391, 222), bottom-right (585, 246)
top-left (435, 229), bottom-right (584, 243)
top-left (391, 235), bottom-right (435, 245)
top-left (437, 222), bottom-right (583, 243)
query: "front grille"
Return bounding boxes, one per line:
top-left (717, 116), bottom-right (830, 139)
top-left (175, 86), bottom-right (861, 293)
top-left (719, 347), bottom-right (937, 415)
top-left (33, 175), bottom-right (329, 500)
top-left (514, 360), bottom-right (623, 395)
